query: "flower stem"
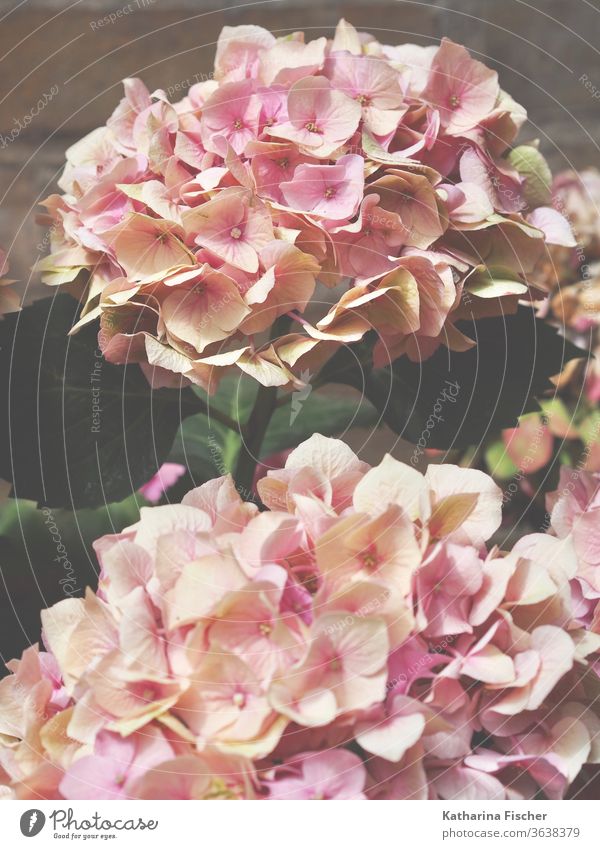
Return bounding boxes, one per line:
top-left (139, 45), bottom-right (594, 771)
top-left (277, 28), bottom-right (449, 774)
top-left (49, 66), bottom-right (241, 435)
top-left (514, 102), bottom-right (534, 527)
top-left (233, 314), bottom-right (291, 498)
top-left (234, 382), bottom-right (278, 499)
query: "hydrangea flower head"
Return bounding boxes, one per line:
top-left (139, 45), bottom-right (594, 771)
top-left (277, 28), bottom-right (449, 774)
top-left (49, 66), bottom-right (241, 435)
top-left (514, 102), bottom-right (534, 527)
top-left (37, 20), bottom-right (571, 392)
top-left (1, 436), bottom-right (597, 800)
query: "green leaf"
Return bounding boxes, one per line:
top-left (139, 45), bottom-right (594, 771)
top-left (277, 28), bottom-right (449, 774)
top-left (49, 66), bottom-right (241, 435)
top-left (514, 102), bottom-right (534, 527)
top-left (170, 374), bottom-right (379, 477)
top-left (0, 295), bottom-right (195, 508)
top-left (484, 440), bottom-right (518, 480)
top-left (264, 386), bottom-right (378, 456)
top-left (168, 376), bottom-right (252, 483)
top-left (465, 265), bottom-right (528, 299)
top-left (579, 410), bottom-right (600, 445)
top-left (538, 397), bottom-right (576, 438)
top-left (319, 308), bottom-right (585, 450)
top-left (508, 144), bottom-right (552, 207)
top-left (0, 495), bottom-right (141, 660)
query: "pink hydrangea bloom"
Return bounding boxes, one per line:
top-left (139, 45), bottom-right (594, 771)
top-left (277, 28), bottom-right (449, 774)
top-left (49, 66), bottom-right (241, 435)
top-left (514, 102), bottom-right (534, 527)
top-left (139, 462), bottom-right (186, 503)
top-left (280, 154), bottom-right (365, 221)
top-left (422, 38), bottom-right (499, 135)
top-left (36, 19), bottom-right (569, 393)
top-left (200, 80), bottom-right (262, 156)
top-left (1, 438), bottom-right (597, 800)
top-left (266, 750), bottom-right (367, 799)
top-left (60, 729), bottom-right (173, 800)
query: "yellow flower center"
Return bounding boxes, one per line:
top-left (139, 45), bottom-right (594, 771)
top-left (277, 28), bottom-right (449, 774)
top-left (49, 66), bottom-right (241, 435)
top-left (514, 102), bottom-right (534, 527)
top-left (361, 549), bottom-right (379, 571)
top-left (305, 121), bottom-right (321, 134)
top-left (204, 779), bottom-right (239, 800)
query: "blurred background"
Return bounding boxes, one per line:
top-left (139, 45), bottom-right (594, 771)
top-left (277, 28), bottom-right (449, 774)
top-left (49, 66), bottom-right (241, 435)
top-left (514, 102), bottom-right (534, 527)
top-left (1, 0), bottom-right (600, 289)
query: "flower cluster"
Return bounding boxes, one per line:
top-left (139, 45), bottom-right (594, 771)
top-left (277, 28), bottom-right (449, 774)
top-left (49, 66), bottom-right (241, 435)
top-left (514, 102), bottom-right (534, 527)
top-left (37, 20), bottom-right (573, 392)
top-left (1, 435), bottom-right (598, 800)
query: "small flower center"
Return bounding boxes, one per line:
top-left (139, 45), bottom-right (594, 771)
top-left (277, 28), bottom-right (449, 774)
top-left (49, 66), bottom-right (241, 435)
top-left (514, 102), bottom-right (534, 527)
top-left (278, 157), bottom-right (289, 169)
top-left (305, 120), bottom-right (321, 134)
top-left (114, 773), bottom-right (126, 787)
top-left (259, 622), bottom-right (272, 636)
top-left (302, 572), bottom-right (320, 594)
top-left (232, 691), bottom-right (246, 708)
top-left (329, 655), bottom-right (343, 672)
top-left (230, 227), bottom-right (242, 240)
top-left (360, 548), bottom-right (379, 571)
top-left (356, 93), bottom-right (370, 106)
top-left (233, 118), bottom-right (244, 130)
top-left (324, 187), bottom-right (337, 199)
top-left (449, 94), bottom-right (460, 108)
